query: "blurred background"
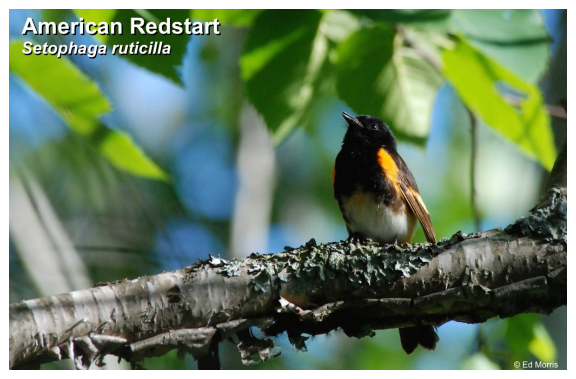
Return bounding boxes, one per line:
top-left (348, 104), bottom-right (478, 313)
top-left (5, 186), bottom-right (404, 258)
top-left (9, 9), bottom-right (566, 370)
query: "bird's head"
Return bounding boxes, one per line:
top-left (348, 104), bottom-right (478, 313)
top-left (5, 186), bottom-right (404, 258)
top-left (342, 112), bottom-right (397, 149)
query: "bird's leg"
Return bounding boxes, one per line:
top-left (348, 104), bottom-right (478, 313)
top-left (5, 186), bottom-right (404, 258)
top-left (383, 234), bottom-right (398, 249)
top-left (347, 232), bottom-right (365, 244)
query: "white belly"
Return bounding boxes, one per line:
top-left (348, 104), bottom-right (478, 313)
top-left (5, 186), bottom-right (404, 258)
top-left (341, 192), bottom-right (416, 244)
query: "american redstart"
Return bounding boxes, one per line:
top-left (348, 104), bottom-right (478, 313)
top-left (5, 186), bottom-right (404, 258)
top-left (333, 111), bottom-right (439, 354)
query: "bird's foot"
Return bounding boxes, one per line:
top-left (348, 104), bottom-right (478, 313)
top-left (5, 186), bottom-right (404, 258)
top-left (381, 235), bottom-right (399, 249)
top-left (347, 232), bottom-right (366, 245)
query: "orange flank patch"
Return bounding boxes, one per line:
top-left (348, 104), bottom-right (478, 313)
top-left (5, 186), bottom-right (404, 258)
top-left (332, 167), bottom-right (336, 183)
top-left (377, 148), bottom-right (400, 190)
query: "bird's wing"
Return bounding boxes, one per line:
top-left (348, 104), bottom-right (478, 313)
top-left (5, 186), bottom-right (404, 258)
top-left (395, 158), bottom-right (436, 244)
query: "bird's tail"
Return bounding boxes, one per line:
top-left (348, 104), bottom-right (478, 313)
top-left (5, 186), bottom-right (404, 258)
top-left (399, 325), bottom-right (439, 354)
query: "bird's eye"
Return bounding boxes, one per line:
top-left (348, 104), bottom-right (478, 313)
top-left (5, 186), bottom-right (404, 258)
top-left (369, 123), bottom-right (379, 130)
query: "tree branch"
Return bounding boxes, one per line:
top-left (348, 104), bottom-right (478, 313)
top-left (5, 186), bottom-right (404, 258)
top-left (9, 222), bottom-right (566, 368)
top-left (9, 145), bottom-right (567, 370)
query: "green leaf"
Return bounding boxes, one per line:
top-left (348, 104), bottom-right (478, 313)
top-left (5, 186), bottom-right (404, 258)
top-left (98, 127), bottom-right (169, 181)
top-left (348, 9), bottom-right (452, 27)
top-left (450, 10), bottom-right (549, 82)
top-left (443, 38), bottom-right (555, 170)
top-left (528, 321), bottom-right (557, 363)
top-left (505, 314), bottom-right (556, 364)
top-left (335, 25), bottom-right (443, 144)
top-left (9, 41), bottom-right (169, 181)
top-left (505, 314), bottom-right (535, 359)
top-left (73, 9), bottom-right (117, 43)
top-left (105, 9), bottom-right (191, 85)
top-left (193, 9), bottom-right (263, 26)
top-left (461, 353), bottom-right (500, 370)
top-left (9, 41), bottom-right (110, 137)
top-left (317, 10), bottom-right (361, 43)
top-left (240, 10), bottom-right (325, 143)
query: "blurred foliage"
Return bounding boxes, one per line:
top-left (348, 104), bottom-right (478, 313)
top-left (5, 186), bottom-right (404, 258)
top-left (11, 9), bottom-right (557, 172)
top-left (77, 9), bottom-right (190, 83)
top-left (505, 314), bottom-right (557, 365)
top-left (449, 9), bottom-right (550, 82)
top-left (443, 39), bottom-right (554, 169)
top-left (9, 9), bottom-right (565, 370)
top-left (335, 24), bottom-right (442, 143)
top-left (240, 9), bottom-right (325, 143)
top-left (9, 41), bottom-right (168, 181)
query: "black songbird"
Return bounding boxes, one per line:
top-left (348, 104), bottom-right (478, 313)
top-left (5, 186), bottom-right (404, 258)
top-left (333, 111), bottom-right (438, 354)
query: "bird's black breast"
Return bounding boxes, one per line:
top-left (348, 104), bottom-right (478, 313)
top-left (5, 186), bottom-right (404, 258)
top-left (333, 143), bottom-right (398, 206)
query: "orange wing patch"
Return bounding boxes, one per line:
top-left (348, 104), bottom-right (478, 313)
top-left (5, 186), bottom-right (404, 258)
top-left (378, 147), bottom-right (436, 244)
top-left (332, 167), bottom-right (336, 184)
top-left (377, 148), bottom-right (400, 193)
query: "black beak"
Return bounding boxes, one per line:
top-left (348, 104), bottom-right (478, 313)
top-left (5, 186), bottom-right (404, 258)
top-left (342, 112), bottom-right (363, 128)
